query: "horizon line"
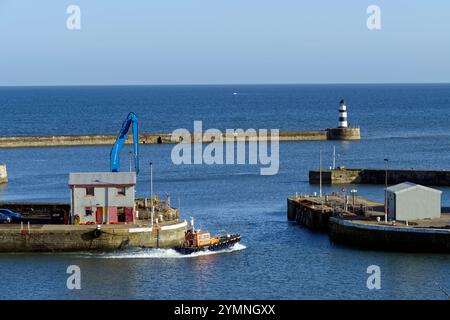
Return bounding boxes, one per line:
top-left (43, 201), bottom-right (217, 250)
top-left (0, 81), bottom-right (449, 88)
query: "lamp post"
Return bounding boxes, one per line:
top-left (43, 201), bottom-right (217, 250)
top-left (350, 189), bottom-right (357, 208)
top-left (384, 158), bottom-right (389, 223)
top-left (150, 162), bottom-right (154, 227)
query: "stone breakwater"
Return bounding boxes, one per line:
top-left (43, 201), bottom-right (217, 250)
top-left (309, 168), bottom-right (450, 186)
top-left (0, 128), bottom-right (360, 148)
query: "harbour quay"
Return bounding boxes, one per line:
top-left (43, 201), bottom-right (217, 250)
top-left (0, 196), bottom-right (186, 252)
top-left (288, 182), bottom-right (450, 253)
top-left (0, 220), bottom-right (187, 252)
top-left (287, 194), bottom-right (383, 232)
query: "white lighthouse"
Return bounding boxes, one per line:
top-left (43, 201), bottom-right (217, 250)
top-left (338, 99), bottom-right (348, 128)
top-left (327, 99), bottom-right (360, 140)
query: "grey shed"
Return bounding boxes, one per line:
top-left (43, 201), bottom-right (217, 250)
top-left (386, 182), bottom-right (442, 221)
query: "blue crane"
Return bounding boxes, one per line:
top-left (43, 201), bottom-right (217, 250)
top-left (110, 112), bottom-right (139, 174)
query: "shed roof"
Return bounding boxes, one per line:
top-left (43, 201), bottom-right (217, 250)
top-left (386, 182), bottom-right (442, 194)
top-left (69, 172), bottom-right (136, 186)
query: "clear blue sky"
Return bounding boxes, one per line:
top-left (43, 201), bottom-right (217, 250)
top-left (0, 0), bottom-right (449, 85)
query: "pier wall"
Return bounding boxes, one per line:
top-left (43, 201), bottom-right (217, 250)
top-left (326, 127), bottom-right (360, 140)
top-left (329, 217), bottom-right (450, 253)
top-left (0, 129), bottom-right (360, 148)
top-left (287, 197), bottom-right (331, 231)
top-left (0, 164), bottom-right (7, 184)
top-left (0, 221), bottom-right (186, 252)
top-left (309, 168), bottom-right (450, 186)
top-left (0, 134), bottom-right (172, 148)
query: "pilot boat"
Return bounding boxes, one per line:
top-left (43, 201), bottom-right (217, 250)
top-left (175, 218), bottom-right (241, 255)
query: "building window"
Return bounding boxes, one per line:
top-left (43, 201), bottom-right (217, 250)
top-left (85, 207), bottom-right (93, 216)
top-left (117, 187), bottom-right (126, 196)
top-left (86, 187), bottom-right (95, 196)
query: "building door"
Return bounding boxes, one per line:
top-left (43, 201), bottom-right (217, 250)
top-left (125, 207), bottom-right (134, 223)
top-left (108, 207), bottom-right (118, 224)
top-left (96, 207), bottom-right (103, 224)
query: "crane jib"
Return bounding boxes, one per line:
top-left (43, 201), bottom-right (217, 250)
top-left (110, 112), bottom-right (139, 174)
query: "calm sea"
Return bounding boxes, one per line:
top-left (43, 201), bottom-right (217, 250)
top-left (0, 84), bottom-right (449, 299)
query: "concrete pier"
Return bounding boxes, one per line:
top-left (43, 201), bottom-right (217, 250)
top-left (0, 164), bottom-right (7, 184)
top-left (0, 220), bottom-right (187, 252)
top-left (309, 167), bottom-right (450, 187)
top-left (287, 196), bottom-right (334, 231)
top-left (0, 129), bottom-right (360, 148)
top-left (287, 194), bottom-right (382, 231)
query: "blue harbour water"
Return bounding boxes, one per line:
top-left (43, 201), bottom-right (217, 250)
top-left (0, 84), bottom-right (450, 299)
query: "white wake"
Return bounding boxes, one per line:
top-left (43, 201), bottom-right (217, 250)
top-left (87, 243), bottom-right (246, 259)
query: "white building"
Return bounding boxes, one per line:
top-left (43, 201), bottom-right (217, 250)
top-left (69, 172), bottom-right (136, 225)
top-left (386, 182), bottom-right (442, 221)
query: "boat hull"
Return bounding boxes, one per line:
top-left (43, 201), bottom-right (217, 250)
top-left (175, 234), bottom-right (241, 255)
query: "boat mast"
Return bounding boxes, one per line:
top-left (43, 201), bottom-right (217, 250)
top-left (319, 147), bottom-right (322, 198)
top-left (332, 145), bottom-right (336, 170)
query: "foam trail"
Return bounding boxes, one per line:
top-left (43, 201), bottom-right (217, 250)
top-left (82, 243), bottom-right (246, 259)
